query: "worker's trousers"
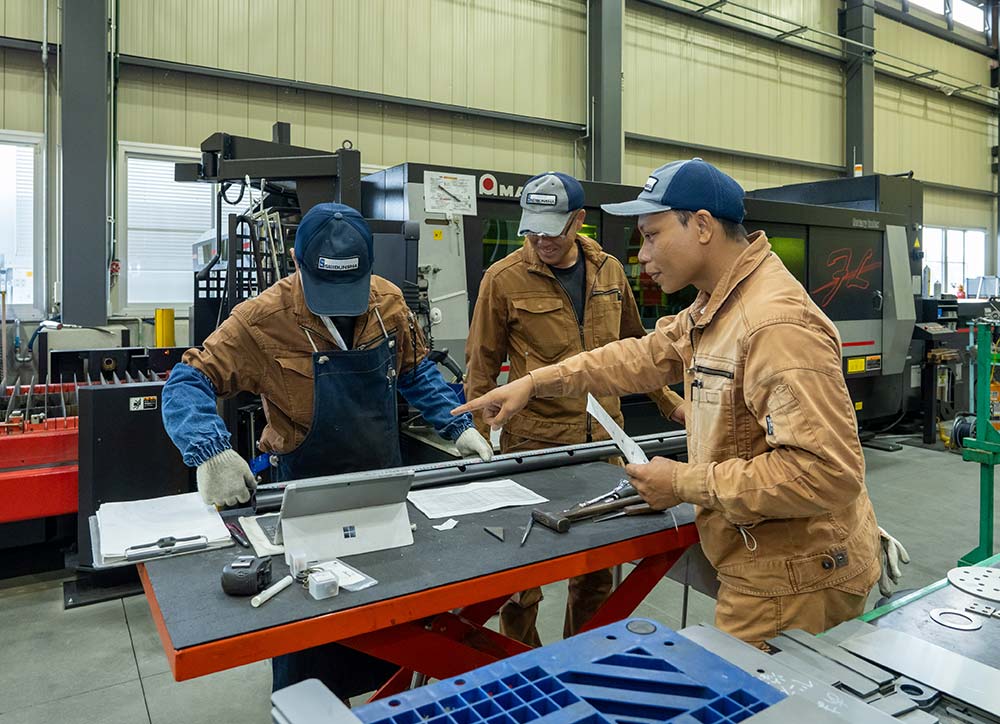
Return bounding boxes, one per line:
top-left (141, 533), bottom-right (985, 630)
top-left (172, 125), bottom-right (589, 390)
top-left (714, 582), bottom-right (869, 648)
top-left (498, 432), bottom-right (616, 647)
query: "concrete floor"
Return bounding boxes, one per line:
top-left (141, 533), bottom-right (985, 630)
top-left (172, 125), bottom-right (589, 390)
top-left (2, 439), bottom-right (998, 723)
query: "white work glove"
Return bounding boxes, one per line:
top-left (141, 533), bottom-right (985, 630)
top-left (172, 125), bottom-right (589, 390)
top-left (878, 526), bottom-right (911, 598)
top-left (196, 449), bottom-right (257, 507)
top-left (455, 427), bottom-right (494, 462)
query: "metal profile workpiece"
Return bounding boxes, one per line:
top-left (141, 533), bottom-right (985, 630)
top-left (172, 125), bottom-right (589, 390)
top-left (767, 633), bottom-right (880, 697)
top-left (840, 628), bottom-right (1000, 721)
top-left (780, 628), bottom-right (895, 687)
top-left (679, 625), bottom-right (899, 723)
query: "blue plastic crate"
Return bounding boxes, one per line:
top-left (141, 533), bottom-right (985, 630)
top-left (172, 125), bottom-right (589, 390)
top-left (355, 619), bottom-right (784, 724)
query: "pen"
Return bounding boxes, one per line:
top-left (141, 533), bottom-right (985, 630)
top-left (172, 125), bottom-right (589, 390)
top-left (226, 522), bottom-right (250, 548)
top-left (251, 575), bottom-right (293, 608)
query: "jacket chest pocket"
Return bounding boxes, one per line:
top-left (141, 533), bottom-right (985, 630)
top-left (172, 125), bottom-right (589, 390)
top-left (511, 296), bottom-right (571, 364)
top-left (275, 355), bottom-right (316, 419)
top-left (690, 362), bottom-right (737, 461)
top-left (589, 288), bottom-right (623, 346)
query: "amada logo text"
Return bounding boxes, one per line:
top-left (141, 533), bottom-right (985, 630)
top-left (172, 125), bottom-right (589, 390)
top-left (479, 173), bottom-right (523, 199)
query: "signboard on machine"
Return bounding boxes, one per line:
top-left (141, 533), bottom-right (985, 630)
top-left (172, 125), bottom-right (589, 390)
top-left (478, 173), bottom-right (524, 200)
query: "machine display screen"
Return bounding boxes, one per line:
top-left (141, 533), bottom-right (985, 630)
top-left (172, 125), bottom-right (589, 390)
top-left (769, 237), bottom-right (807, 284)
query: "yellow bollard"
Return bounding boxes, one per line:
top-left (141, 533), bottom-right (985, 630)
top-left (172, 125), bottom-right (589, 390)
top-left (154, 308), bottom-right (175, 347)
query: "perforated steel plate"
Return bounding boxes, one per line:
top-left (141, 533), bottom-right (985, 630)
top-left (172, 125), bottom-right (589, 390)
top-left (947, 567), bottom-right (1000, 602)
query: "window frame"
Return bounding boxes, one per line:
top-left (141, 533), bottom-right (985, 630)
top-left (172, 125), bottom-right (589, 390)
top-left (0, 130), bottom-right (46, 320)
top-left (922, 224), bottom-right (988, 292)
top-left (114, 142), bottom-right (214, 317)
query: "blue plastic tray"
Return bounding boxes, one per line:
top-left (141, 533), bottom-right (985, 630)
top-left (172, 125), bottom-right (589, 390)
top-left (354, 619), bottom-right (784, 724)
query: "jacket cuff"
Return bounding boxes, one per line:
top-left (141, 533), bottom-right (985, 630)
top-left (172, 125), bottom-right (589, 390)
top-left (185, 438), bottom-right (232, 468)
top-left (440, 414), bottom-right (474, 442)
top-left (652, 390), bottom-right (682, 420)
top-left (528, 366), bottom-right (562, 398)
top-left (672, 461), bottom-right (714, 508)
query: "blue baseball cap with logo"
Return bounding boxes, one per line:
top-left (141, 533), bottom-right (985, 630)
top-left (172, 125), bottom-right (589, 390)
top-left (294, 203), bottom-right (373, 317)
top-left (518, 172), bottom-right (586, 237)
top-left (602, 158), bottom-right (745, 224)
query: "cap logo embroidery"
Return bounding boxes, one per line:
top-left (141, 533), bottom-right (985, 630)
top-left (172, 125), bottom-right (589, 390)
top-left (525, 192), bottom-right (557, 206)
top-left (318, 256), bottom-right (359, 271)
top-left (643, 177), bottom-right (658, 193)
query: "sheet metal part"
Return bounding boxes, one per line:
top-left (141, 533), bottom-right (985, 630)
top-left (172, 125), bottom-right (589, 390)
top-left (965, 601), bottom-right (1000, 618)
top-left (254, 431), bottom-right (688, 511)
top-left (869, 692), bottom-right (917, 717)
top-left (820, 618), bottom-right (879, 646)
top-left (735, 693), bottom-right (861, 722)
top-left (679, 625), bottom-right (900, 723)
top-left (896, 678), bottom-right (942, 709)
top-left (768, 633), bottom-right (880, 697)
top-left (840, 628), bottom-right (1000, 722)
top-left (947, 567), bottom-right (1000, 603)
top-left (780, 628), bottom-right (895, 688)
top-left (928, 607), bottom-right (982, 631)
top-left (945, 705), bottom-right (994, 724)
top-left (483, 526), bottom-right (504, 542)
top-left (519, 516), bottom-right (533, 547)
top-left (898, 710), bottom-right (940, 724)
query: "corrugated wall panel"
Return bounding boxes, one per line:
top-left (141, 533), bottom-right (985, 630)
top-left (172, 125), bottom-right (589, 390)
top-left (876, 16), bottom-right (991, 88)
top-left (116, 68), bottom-right (580, 176)
top-left (700, 0), bottom-right (841, 36)
top-left (189, 0), bottom-right (220, 69)
top-left (152, 0), bottom-right (187, 64)
top-left (875, 77), bottom-right (996, 190)
top-left (2, 48), bottom-right (42, 132)
top-left (624, 139), bottom-right (838, 192)
top-left (624, 2), bottom-right (843, 167)
top-left (924, 188), bottom-right (994, 234)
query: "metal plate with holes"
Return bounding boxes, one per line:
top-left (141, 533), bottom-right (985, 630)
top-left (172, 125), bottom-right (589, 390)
top-left (947, 567), bottom-right (1000, 602)
top-left (929, 608), bottom-right (982, 631)
top-left (896, 678), bottom-right (940, 710)
top-left (965, 600), bottom-right (1000, 618)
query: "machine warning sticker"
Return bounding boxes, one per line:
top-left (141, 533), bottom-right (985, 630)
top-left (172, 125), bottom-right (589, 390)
top-left (865, 355), bottom-right (882, 371)
top-left (129, 396), bottom-right (158, 412)
top-left (855, 401), bottom-right (863, 411)
top-left (846, 357), bottom-right (866, 374)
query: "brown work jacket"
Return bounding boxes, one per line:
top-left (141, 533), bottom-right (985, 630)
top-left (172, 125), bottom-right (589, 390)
top-left (182, 273), bottom-right (427, 455)
top-left (465, 233), bottom-right (682, 445)
top-left (530, 232), bottom-right (881, 598)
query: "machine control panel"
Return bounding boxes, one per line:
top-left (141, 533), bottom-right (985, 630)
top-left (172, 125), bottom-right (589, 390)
top-left (913, 322), bottom-right (958, 339)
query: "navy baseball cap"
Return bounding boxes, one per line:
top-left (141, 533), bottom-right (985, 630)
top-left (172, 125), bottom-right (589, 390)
top-left (518, 172), bottom-right (585, 237)
top-left (602, 158), bottom-right (745, 224)
top-left (294, 203), bottom-right (373, 317)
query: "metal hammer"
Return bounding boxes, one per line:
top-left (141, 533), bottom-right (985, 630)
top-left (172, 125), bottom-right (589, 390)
top-left (532, 494), bottom-right (645, 533)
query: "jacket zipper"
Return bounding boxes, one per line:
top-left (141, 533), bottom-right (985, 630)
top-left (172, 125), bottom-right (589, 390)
top-left (693, 364), bottom-right (734, 379)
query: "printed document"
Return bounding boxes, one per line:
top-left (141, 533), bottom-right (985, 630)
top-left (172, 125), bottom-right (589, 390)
top-left (408, 479), bottom-right (548, 519)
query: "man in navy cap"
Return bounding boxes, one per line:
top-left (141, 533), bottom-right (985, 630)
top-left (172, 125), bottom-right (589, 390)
top-left (457, 159), bottom-right (900, 645)
top-left (162, 202), bottom-right (492, 698)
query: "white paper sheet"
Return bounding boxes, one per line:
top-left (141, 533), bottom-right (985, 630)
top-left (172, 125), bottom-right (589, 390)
top-left (407, 479), bottom-right (548, 520)
top-left (432, 518), bottom-right (459, 531)
top-left (97, 492), bottom-right (231, 560)
top-left (586, 393), bottom-right (649, 464)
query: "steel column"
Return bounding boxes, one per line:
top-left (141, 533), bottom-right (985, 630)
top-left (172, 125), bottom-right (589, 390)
top-left (844, 0), bottom-right (876, 175)
top-left (588, 0), bottom-right (624, 182)
top-left (61, 0), bottom-right (109, 325)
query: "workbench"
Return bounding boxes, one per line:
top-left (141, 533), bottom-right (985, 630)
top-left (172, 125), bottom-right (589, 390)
top-left (139, 462), bottom-right (699, 697)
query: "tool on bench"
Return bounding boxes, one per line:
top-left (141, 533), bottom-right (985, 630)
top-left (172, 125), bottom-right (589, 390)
top-left (520, 516), bottom-right (534, 547)
top-left (577, 479), bottom-right (636, 508)
top-left (532, 494), bottom-right (646, 533)
top-left (221, 555), bottom-right (273, 596)
top-left (593, 502), bottom-right (659, 523)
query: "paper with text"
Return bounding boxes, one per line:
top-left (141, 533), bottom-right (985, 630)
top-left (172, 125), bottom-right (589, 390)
top-left (408, 479), bottom-right (548, 520)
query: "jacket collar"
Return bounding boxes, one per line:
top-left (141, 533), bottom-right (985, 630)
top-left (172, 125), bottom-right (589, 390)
top-left (689, 231), bottom-right (771, 329)
top-left (291, 271), bottom-right (377, 346)
top-left (524, 233), bottom-right (606, 277)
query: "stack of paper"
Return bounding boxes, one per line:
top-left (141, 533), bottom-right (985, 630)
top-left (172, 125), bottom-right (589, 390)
top-left (407, 479), bottom-right (547, 520)
top-left (96, 492), bottom-right (231, 563)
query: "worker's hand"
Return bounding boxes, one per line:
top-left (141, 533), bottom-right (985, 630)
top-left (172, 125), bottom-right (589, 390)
top-left (670, 404), bottom-right (687, 425)
top-left (451, 376), bottom-right (534, 431)
top-left (877, 526), bottom-right (910, 598)
top-left (455, 427), bottom-right (494, 462)
top-left (625, 457), bottom-right (681, 511)
top-left (196, 449), bottom-right (257, 507)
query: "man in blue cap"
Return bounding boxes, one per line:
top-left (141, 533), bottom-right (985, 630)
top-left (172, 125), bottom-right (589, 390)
top-left (456, 159), bottom-right (903, 645)
top-left (162, 202), bottom-right (492, 698)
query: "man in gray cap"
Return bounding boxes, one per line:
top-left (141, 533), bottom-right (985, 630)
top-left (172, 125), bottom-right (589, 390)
top-left (464, 172), bottom-right (684, 646)
top-left (458, 159), bottom-right (907, 646)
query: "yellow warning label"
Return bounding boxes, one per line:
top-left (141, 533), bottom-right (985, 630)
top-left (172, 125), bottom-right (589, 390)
top-left (855, 401), bottom-right (863, 411)
top-left (914, 238), bottom-right (921, 249)
top-left (847, 357), bottom-right (866, 374)
top-left (432, 229), bottom-right (443, 241)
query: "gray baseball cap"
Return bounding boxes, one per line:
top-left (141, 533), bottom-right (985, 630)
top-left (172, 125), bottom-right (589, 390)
top-left (518, 172), bottom-right (586, 237)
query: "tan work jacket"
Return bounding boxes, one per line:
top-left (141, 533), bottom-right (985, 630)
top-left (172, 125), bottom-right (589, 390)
top-left (530, 232), bottom-right (881, 598)
top-left (183, 273), bottom-right (426, 455)
top-left (465, 234), bottom-right (683, 445)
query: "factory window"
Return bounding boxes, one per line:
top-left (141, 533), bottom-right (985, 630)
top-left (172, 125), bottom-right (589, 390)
top-left (118, 145), bottom-right (250, 313)
top-left (953, 1), bottom-right (985, 29)
top-left (922, 226), bottom-right (986, 295)
top-left (0, 135), bottom-right (42, 315)
top-left (909, 0), bottom-right (945, 14)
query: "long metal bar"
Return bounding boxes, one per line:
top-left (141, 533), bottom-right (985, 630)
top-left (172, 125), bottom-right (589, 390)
top-left (253, 431), bottom-right (688, 511)
top-left (117, 55), bottom-right (586, 134)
